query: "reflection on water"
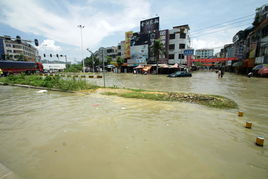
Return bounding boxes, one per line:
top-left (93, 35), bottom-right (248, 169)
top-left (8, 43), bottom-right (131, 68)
top-left (0, 72), bottom-right (268, 179)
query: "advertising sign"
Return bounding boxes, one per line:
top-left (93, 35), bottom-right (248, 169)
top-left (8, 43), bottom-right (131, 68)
top-left (131, 33), bottom-right (150, 46)
top-left (159, 29), bottom-right (169, 60)
top-left (140, 17), bottom-right (159, 34)
top-left (125, 31), bottom-right (133, 59)
top-left (249, 42), bottom-right (257, 58)
top-left (130, 45), bottom-right (148, 64)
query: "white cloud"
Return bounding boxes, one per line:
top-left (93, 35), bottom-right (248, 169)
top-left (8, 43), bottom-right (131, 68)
top-left (38, 39), bottom-right (62, 52)
top-left (0, 0), bottom-right (151, 50)
top-left (191, 24), bottom-right (249, 53)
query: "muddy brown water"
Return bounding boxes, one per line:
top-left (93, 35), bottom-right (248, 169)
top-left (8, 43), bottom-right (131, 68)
top-left (0, 71), bottom-right (267, 179)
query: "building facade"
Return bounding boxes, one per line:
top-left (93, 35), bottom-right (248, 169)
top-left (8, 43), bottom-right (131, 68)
top-left (168, 25), bottom-right (191, 64)
top-left (195, 49), bottom-right (214, 59)
top-left (93, 17), bottom-right (192, 67)
top-left (0, 36), bottom-right (38, 61)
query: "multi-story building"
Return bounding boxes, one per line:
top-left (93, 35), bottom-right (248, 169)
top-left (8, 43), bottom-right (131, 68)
top-left (168, 25), bottom-right (191, 64)
top-left (95, 18), bottom-right (192, 67)
top-left (252, 4), bottom-right (268, 64)
top-left (195, 49), bottom-right (214, 59)
top-left (94, 46), bottom-right (118, 62)
top-left (0, 35), bottom-right (38, 61)
top-left (117, 41), bottom-right (125, 59)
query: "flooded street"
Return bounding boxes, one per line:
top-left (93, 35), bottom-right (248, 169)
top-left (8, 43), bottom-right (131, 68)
top-left (0, 71), bottom-right (268, 178)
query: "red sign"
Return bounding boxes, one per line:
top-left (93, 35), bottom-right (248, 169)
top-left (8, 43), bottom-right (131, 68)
top-left (192, 57), bottom-right (237, 63)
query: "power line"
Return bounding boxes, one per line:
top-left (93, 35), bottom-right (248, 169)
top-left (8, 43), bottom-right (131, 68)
top-left (191, 22), bottom-right (250, 38)
top-left (191, 17), bottom-right (254, 35)
top-left (191, 13), bottom-right (255, 33)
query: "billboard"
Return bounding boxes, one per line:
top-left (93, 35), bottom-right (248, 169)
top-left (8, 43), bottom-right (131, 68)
top-left (131, 33), bottom-right (150, 46)
top-left (159, 30), bottom-right (169, 63)
top-left (140, 17), bottom-right (159, 34)
top-left (125, 31), bottom-right (133, 59)
top-left (130, 45), bottom-right (148, 64)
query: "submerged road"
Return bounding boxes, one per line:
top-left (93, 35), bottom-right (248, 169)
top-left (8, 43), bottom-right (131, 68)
top-left (0, 71), bottom-right (267, 179)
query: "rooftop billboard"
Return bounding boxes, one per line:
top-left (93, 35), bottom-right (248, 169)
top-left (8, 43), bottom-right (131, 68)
top-left (140, 17), bottom-right (159, 34)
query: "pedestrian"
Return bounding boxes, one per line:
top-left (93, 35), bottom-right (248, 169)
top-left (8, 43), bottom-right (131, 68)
top-left (220, 67), bottom-right (224, 78)
top-left (0, 68), bottom-right (3, 76)
top-left (218, 70), bottom-right (221, 79)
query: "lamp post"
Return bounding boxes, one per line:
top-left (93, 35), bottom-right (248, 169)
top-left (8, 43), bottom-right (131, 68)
top-left (86, 48), bottom-right (95, 73)
top-left (100, 47), bottom-right (106, 87)
top-left (77, 25), bottom-right (85, 73)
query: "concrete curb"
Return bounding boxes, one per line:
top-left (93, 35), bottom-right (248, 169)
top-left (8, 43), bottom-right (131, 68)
top-left (42, 73), bottom-right (102, 78)
top-left (0, 82), bottom-right (75, 93)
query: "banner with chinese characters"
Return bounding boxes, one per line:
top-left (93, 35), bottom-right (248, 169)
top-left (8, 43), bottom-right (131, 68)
top-left (140, 17), bottom-right (159, 34)
top-left (124, 31), bottom-right (133, 59)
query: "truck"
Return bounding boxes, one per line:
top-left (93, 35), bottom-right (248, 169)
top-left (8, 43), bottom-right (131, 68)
top-left (42, 63), bottom-right (66, 73)
top-left (0, 60), bottom-right (43, 76)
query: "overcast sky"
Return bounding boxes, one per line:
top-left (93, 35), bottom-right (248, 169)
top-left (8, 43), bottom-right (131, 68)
top-left (0, 0), bottom-right (267, 62)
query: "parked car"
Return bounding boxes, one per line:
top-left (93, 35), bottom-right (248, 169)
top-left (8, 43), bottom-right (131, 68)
top-left (167, 71), bottom-right (192, 78)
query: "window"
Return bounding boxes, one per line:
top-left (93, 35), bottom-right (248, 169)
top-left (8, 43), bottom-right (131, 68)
top-left (169, 54), bottom-right (174, 59)
top-left (7, 50), bottom-right (12, 53)
top-left (107, 49), bottom-right (114, 53)
top-left (118, 46), bottom-right (121, 50)
top-left (169, 44), bottom-right (175, 50)
top-left (169, 34), bottom-right (175, 39)
top-left (6, 44), bottom-right (12, 47)
top-left (180, 33), bottom-right (186, 39)
top-left (178, 54), bottom-right (184, 59)
top-left (179, 44), bottom-right (185, 49)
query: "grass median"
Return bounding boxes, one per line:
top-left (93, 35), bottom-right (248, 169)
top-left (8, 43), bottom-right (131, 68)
top-left (0, 74), bottom-right (99, 91)
top-left (102, 90), bottom-right (238, 109)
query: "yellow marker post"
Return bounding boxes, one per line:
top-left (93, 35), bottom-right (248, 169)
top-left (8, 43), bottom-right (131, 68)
top-left (256, 136), bottom-right (264, 146)
top-left (245, 122), bottom-right (252, 129)
top-left (238, 111), bottom-right (244, 117)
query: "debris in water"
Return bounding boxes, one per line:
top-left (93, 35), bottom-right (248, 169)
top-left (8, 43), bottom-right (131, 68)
top-left (37, 90), bottom-right (48, 93)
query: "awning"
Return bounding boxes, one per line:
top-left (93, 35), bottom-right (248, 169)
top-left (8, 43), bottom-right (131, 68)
top-left (232, 61), bottom-right (243, 67)
top-left (142, 65), bottom-right (152, 72)
top-left (158, 64), bottom-right (169, 68)
top-left (134, 65), bottom-right (144, 69)
top-left (253, 64), bottom-right (268, 70)
top-left (170, 63), bottom-right (179, 68)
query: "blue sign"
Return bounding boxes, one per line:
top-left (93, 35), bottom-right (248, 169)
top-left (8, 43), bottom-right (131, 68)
top-left (183, 49), bottom-right (194, 56)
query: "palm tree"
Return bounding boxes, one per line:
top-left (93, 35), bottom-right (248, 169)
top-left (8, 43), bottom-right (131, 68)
top-left (151, 39), bottom-right (164, 74)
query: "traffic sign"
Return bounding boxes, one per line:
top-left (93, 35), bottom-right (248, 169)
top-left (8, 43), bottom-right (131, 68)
top-left (184, 49), bottom-right (194, 56)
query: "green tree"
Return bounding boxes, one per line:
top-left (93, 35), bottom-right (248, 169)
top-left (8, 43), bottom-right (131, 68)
top-left (84, 55), bottom-right (99, 67)
top-left (106, 56), bottom-right (112, 65)
top-left (151, 39), bottom-right (164, 74)
top-left (65, 64), bottom-right (83, 72)
top-left (116, 56), bottom-right (124, 73)
top-left (18, 54), bottom-right (25, 61)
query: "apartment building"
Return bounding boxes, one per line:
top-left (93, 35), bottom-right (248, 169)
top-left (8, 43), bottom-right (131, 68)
top-left (168, 25), bottom-right (191, 64)
top-left (0, 35), bottom-right (38, 61)
top-left (195, 49), bottom-right (214, 59)
top-left (117, 41), bottom-right (125, 59)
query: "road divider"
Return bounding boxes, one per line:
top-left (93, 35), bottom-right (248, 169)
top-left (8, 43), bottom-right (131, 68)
top-left (42, 73), bottom-right (102, 78)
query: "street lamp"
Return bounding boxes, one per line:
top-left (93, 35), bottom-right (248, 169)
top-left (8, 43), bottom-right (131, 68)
top-left (100, 47), bottom-right (106, 87)
top-left (86, 48), bottom-right (95, 73)
top-left (77, 25), bottom-right (85, 73)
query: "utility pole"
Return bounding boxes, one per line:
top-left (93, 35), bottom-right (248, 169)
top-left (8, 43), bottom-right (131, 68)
top-left (77, 25), bottom-right (85, 73)
top-left (86, 48), bottom-right (95, 73)
top-left (102, 48), bottom-right (106, 87)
